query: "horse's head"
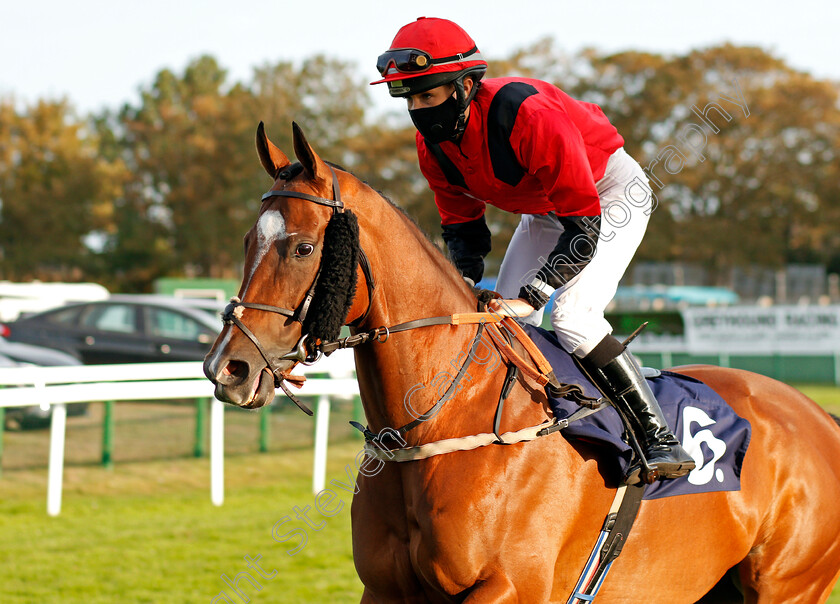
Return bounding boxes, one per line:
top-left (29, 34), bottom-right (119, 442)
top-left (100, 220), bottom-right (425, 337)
top-left (204, 122), bottom-right (366, 409)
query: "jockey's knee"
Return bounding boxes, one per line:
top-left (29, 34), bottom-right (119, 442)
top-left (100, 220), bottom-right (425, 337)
top-left (550, 309), bottom-right (612, 357)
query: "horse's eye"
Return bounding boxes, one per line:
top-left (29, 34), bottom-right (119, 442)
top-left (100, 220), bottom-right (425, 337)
top-left (295, 243), bottom-right (315, 257)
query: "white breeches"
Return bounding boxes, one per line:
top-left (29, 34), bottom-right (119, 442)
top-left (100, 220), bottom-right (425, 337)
top-left (494, 147), bottom-right (654, 357)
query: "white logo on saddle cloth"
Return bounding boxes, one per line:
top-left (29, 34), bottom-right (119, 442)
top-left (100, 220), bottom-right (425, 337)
top-left (681, 406), bottom-right (728, 486)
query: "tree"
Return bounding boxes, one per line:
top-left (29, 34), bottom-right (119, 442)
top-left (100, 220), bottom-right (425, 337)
top-left (106, 56), bottom-right (246, 287)
top-left (487, 41), bottom-right (840, 282)
top-left (0, 99), bottom-right (122, 281)
top-left (625, 46), bottom-right (840, 278)
top-left (106, 55), bottom-right (373, 290)
top-left (2, 43), bottom-right (837, 293)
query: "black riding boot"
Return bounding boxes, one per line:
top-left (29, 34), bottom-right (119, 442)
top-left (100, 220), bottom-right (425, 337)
top-left (580, 337), bottom-right (695, 482)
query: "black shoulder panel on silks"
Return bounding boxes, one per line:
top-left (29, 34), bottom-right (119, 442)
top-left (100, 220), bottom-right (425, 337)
top-left (487, 82), bottom-right (539, 186)
top-left (424, 140), bottom-right (468, 190)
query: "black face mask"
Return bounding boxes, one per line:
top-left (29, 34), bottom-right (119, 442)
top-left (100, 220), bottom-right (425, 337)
top-left (409, 94), bottom-right (460, 144)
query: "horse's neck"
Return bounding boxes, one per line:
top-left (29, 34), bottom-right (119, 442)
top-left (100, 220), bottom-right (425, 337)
top-left (351, 199), bottom-right (489, 436)
top-left (351, 198), bottom-right (550, 445)
top-left (356, 197), bottom-right (476, 328)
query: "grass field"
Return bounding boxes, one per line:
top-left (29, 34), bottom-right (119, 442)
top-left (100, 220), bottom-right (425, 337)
top-left (1, 385), bottom-right (839, 603)
top-left (0, 402), bottom-right (364, 604)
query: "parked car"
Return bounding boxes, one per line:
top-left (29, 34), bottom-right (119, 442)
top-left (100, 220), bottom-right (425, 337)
top-left (0, 339), bottom-right (86, 430)
top-left (0, 280), bottom-right (109, 321)
top-left (0, 295), bottom-right (223, 365)
top-left (0, 336), bottom-right (85, 366)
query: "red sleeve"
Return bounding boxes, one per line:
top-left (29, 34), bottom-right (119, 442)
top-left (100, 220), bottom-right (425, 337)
top-left (416, 135), bottom-right (486, 226)
top-left (514, 108), bottom-right (601, 217)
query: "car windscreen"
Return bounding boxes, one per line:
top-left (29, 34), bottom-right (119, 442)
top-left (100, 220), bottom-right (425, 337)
top-left (81, 304), bottom-right (138, 334)
top-left (147, 307), bottom-right (207, 341)
top-left (43, 306), bottom-right (84, 325)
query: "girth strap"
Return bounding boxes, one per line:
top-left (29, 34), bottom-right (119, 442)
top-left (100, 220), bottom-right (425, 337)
top-left (567, 483), bottom-right (647, 603)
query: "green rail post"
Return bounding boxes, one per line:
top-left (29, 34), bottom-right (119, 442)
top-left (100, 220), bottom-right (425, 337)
top-left (102, 401), bottom-right (114, 469)
top-left (194, 398), bottom-right (208, 458)
top-left (259, 404), bottom-right (270, 452)
top-left (0, 406), bottom-right (5, 477)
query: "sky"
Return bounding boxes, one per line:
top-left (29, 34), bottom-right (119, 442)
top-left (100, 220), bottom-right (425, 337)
top-left (1, 0), bottom-right (838, 115)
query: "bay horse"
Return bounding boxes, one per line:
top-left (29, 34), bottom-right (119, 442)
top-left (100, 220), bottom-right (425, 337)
top-left (203, 122), bottom-right (840, 603)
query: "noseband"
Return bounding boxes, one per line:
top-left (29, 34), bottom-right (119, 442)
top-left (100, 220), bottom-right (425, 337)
top-left (220, 166), bottom-right (374, 414)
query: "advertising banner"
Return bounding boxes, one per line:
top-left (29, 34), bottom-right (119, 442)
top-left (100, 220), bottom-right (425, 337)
top-left (682, 305), bottom-right (840, 354)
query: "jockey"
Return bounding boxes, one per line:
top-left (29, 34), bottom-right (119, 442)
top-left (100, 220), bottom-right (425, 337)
top-left (372, 17), bottom-right (695, 481)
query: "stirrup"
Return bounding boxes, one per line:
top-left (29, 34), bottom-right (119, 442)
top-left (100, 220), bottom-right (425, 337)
top-left (622, 463), bottom-right (642, 486)
top-left (644, 447), bottom-right (695, 480)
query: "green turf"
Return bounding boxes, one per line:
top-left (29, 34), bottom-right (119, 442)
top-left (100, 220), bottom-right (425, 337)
top-left (0, 439), bottom-right (364, 603)
top-left (797, 383), bottom-right (840, 417)
top-left (2, 387), bottom-right (840, 603)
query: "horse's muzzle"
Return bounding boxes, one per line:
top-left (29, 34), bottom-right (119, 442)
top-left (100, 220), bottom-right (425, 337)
top-left (203, 349), bottom-right (280, 409)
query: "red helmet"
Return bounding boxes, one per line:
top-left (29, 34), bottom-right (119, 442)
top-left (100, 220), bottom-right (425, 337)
top-left (371, 17), bottom-right (487, 97)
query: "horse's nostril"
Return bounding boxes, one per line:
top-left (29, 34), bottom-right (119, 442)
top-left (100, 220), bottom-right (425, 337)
top-left (223, 360), bottom-right (250, 383)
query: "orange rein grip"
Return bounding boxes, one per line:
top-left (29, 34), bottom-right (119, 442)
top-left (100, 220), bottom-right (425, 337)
top-left (447, 312), bottom-right (554, 387)
top-left (499, 317), bottom-right (554, 377)
top-left (449, 312), bottom-right (506, 325)
top-left (484, 321), bottom-right (550, 387)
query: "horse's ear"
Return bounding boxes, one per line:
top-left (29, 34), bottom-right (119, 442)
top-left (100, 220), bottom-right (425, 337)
top-left (256, 121), bottom-right (290, 178)
top-left (292, 121), bottom-right (329, 183)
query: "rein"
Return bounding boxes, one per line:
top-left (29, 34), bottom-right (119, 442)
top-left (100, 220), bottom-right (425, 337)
top-left (222, 165), bottom-right (566, 446)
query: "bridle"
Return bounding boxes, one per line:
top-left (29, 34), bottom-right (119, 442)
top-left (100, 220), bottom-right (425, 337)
top-left (219, 164), bottom-right (561, 434)
top-left (220, 166), bottom-right (374, 413)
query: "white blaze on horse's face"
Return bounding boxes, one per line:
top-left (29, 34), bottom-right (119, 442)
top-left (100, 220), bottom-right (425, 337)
top-left (244, 209), bottom-right (296, 287)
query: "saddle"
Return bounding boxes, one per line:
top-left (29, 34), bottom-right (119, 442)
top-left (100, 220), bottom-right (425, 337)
top-left (480, 312), bottom-right (654, 485)
top-left (516, 322), bottom-right (751, 501)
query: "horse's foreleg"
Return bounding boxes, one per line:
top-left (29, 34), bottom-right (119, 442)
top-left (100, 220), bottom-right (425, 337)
top-left (460, 576), bottom-right (528, 603)
top-left (693, 568), bottom-right (744, 604)
top-left (738, 554), bottom-right (840, 604)
top-left (359, 587), bottom-right (431, 604)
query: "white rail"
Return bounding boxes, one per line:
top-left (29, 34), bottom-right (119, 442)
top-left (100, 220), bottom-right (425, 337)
top-left (0, 352), bottom-right (358, 515)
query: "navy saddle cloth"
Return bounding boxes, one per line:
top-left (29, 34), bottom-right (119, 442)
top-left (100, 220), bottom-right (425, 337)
top-left (522, 324), bottom-right (751, 500)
